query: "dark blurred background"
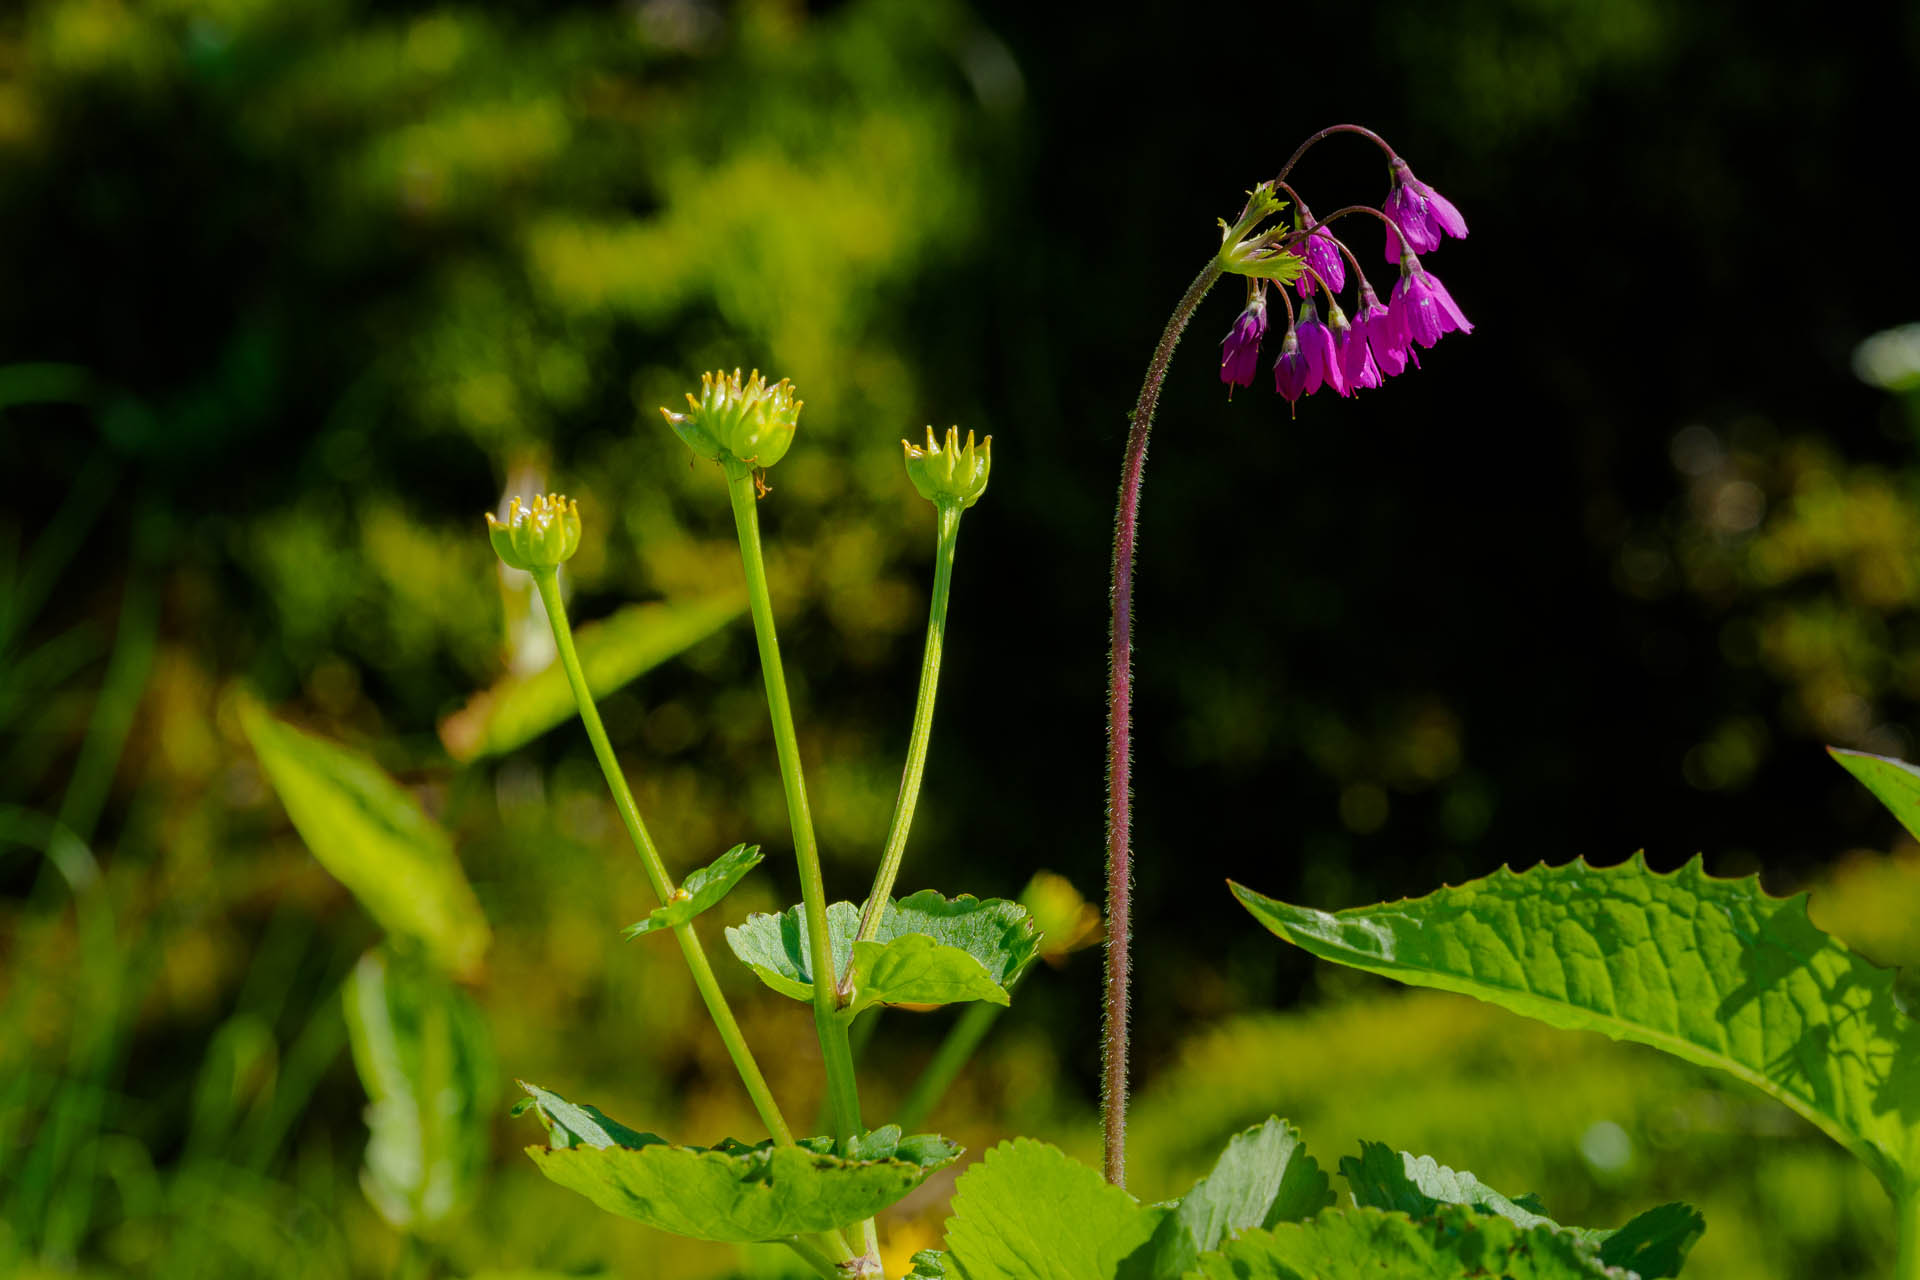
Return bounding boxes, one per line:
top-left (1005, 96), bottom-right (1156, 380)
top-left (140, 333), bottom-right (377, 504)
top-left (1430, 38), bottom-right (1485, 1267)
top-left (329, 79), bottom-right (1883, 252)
top-left (4, 0), bottom-right (1919, 1276)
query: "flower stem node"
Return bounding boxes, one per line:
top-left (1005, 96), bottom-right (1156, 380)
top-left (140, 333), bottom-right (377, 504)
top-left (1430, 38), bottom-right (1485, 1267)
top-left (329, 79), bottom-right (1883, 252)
top-left (485, 493), bottom-right (582, 572)
top-left (903, 426), bottom-right (991, 510)
top-left (659, 369), bottom-right (803, 475)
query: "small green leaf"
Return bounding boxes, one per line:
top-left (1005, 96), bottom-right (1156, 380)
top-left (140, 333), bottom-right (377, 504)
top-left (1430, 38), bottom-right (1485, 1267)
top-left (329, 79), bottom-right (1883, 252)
top-left (439, 593), bottom-right (745, 762)
top-left (941, 1139), bottom-right (1167, 1280)
top-left (1342, 1141), bottom-right (1555, 1231)
top-left (623, 844), bottom-right (763, 939)
top-left (516, 1082), bottom-right (959, 1243)
top-left (1596, 1202), bottom-right (1705, 1278)
top-left (1233, 855), bottom-right (1920, 1194)
top-left (1832, 747), bottom-right (1920, 845)
top-left (724, 892), bottom-right (1040, 1014)
top-left (908, 1250), bottom-right (949, 1279)
top-left (344, 947), bottom-right (497, 1230)
top-left (242, 701), bottom-right (489, 977)
top-left (1185, 1204), bottom-right (1622, 1280)
top-left (1139, 1119), bottom-right (1332, 1279)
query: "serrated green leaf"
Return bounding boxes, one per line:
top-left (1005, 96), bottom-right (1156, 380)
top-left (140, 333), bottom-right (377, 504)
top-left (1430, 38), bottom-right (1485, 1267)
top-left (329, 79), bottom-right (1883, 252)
top-left (343, 947), bottom-right (497, 1230)
top-left (242, 701), bottom-right (489, 977)
top-left (515, 1082), bottom-right (959, 1242)
top-left (439, 593), bottom-right (744, 762)
top-left (1339, 1142), bottom-right (1702, 1278)
top-left (1342, 1141), bottom-right (1556, 1231)
top-left (909, 1250), bottom-right (949, 1279)
top-left (623, 844), bottom-right (763, 939)
top-left (724, 892), bottom-right (1041, 1015)
top-left (1139, 1119), bottom-right (1332, 1279)
top-left (1596, 1202), bottom-right (1704, 1278)
top-left (1832, 747), bottom-right (1920, 845)
top-left (1233, 855), bottom-right (1920, 1194)
top-left (942, 1139), bottom-right (1167, 1280)
top-left (1184, 1204), bottom-right (1624, 1280)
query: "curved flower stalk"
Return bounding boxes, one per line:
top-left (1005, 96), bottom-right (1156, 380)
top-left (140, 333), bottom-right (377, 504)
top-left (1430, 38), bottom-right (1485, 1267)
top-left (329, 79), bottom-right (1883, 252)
top-left (1101, 126), bottom-right (1471, 1188)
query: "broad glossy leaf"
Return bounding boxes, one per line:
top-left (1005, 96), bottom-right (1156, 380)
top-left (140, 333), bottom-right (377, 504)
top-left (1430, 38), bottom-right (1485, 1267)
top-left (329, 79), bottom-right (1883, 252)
top-left (1832, 747), bottom-right (1920, 845)
top-left (1233, 855), bottom-right (1920, 1193)
top-left (1339, 1143), bottom-right (1702, 1278)
top-left (242, 702), bottom-right (489, 977)
top-left (1185, 1205), bottom-right (1622, 1280)
top-left (623, 844), bottom-right (763, 939)
top-left (343, 947), bottom-right (497, 1230)
top-left (1139, 1119), bottom-right (1332, 1279)
top-left (724, 892), bottom-right (1040, 1015)
top-left (941, 1138), bottom-right (1167, 1280)
top-left (516, 1082), bottom-right (959, 1242)
top-left (439, 593), bottom-right (744, 762)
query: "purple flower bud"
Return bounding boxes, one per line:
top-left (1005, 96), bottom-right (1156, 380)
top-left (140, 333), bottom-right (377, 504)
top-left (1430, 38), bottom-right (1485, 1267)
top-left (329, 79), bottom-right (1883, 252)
top-left (1383, 156), bottom-right (1468, 263)
top-left (1219, 291), bottom-right (1269, 388)
top-left (1391, 265), bottom-right (1473, 349)
top-left (1334, 307), bottom-right (1380, 392)
top-left (1295, 301), bottom-right (1345, 398)
top-left (1272, 327), bottom-right (1311, 404)
top-left (1294, 226), bottom-right (1347, 299)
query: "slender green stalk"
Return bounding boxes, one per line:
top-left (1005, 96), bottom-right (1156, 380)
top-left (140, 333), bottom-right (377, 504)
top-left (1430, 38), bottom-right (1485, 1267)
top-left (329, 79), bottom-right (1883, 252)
top-left (853, 502), bottom-right (963, 953)
top-left (783, 1236), bottom-right (846, 1280)
top-left (722, 470), bottom-right (867, 1145)
top-left (893, 1002), bottom-right (1001, 1133)
top-left (1897, 1184), bottom-right (1920, 1280)
top-left (533, 568), bottom-right (794, 1147)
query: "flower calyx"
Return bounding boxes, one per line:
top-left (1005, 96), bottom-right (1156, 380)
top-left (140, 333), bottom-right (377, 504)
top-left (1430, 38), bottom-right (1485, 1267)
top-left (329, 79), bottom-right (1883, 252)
top-left (1216, 181), bottom-right (1305, 284)
top-left (486, 493), bottom-right (582, 572)
top-left (903, 426), bottom-right (991, 511)
top-left (659, 368), bottom-right (803, 478)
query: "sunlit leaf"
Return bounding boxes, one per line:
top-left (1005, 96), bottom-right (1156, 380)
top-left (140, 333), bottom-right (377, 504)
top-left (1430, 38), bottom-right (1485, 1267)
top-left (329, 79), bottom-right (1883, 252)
top-left (1595, 1202), bottom-right (1706, 1278)
top-left (724, 892), bottom-right (1040, 1015)
top-left (1233, 855), bottom-right (1920, 1194)
top-left (1137, 1118), bottom-right (1332, 1279)
top-left (344, 947), bottom-right (497, 1230)
top-left (1831, 747), bottom-right (1920, 845)
top-left (515, 1082), bottom-right (960, 1243)
top-left (438, 593), bottom-right (744, 762)
top-left (241, 700), bottom-right (489, 977)
top-left (1185, 1204), bottom-right (1621, 1280)
top-left (624, 844), bottom-right (763, 938)
top-left (940, 1139), bottom-right (1167, 1280)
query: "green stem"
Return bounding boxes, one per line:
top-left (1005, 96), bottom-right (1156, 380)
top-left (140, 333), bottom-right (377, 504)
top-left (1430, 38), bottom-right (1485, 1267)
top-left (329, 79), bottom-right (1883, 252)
top-left (533, 568), bottom-right (794, 1147)
top-left (893, 1002), bottom-right (1001, 1133)
top-left (1897, 1183), bottom-right (1920, 1280)
top-left (722, 470), bottom-right (866, 1145)
top-left (784, 1236), bottom-right (847, 1280)
top-left (852, 503), bottom-right (963, 956)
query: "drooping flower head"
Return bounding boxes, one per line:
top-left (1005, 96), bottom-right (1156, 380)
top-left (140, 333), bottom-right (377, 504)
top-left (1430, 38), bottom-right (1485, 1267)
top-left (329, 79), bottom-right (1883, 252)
top-left (1295, 300), bottom-right (1346, 398)
top-left (1390, 260), bottom-right (1473, 350)
top-left (1383, 156), bottom-right (1468, 263)
top-left (1294, 224), bottom-right (1347, 299)
top-left (1272, 326), bottom-right (1311, 406)
top-left (1219, 287), bottom-right (1269, 388)
top-left (1331, 303), bottom-right (1379, 393)
top-left (1353, 281), bottom-right (1414, 379)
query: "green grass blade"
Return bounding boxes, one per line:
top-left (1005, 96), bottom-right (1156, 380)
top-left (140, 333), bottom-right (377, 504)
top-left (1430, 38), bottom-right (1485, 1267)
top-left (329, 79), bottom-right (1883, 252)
top-left (1232, 855), bottom-right (1920, 1196)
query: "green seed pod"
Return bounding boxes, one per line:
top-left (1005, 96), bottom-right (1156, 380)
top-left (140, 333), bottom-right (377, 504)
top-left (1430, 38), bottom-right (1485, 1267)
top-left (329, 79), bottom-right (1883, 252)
top-left (658, 368), bottom-right (803, 472)
top-left (485, 493), bottom-right (582, 572)
top-left (902, 426), bottom-right (991, 510)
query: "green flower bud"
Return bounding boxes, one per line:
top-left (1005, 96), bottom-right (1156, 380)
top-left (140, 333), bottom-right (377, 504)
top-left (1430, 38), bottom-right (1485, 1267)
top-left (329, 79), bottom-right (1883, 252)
top-left (658, 368), bottom-right (803, 472)
top-left (902, 426), bottom-right (991, 510)
top-left (485, 493), bottom-right (581, 571)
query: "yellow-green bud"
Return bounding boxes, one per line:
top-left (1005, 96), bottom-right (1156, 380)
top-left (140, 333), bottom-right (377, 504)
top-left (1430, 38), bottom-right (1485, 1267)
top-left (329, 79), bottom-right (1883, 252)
top-left (658, 369), bottom-right (803, 473)
top-left (902, 426), bottom-right (991, 510)
top-left (485, 493), bottom-right (581, 571)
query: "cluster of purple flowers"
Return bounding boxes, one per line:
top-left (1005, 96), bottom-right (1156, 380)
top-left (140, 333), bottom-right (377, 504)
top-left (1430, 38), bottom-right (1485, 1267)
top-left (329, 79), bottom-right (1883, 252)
top-left (1220, 150), bottom-right (1470, 405)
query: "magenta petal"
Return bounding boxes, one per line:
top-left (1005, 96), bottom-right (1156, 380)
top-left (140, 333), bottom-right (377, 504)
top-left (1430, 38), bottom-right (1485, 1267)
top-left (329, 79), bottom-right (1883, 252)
top-left (1428, 187), bottom-right (1468, 240)
top-left (1219, 298), bottom-right (1268, 387)
top-left (1392, 273), bottom-right (1444, 348)
top-left (1272, 331), bottom-right (1311, 402)
top-left (1295, 227), bottom-right (1347, 299)
top-left (1297, 314), bottom-right (1345, 398)
top-left (1424, 272), bottom-right (1473, 336)
top-left (1336, 325), bottom-right (1380, 391)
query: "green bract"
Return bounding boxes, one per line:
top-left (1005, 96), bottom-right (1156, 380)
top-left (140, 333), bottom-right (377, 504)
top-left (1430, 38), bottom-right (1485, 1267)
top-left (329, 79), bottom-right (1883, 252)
top-left (659, 367), bottom-right (803, 473)
top-left (484, 492), bottom-right (582, 572)
top-left (513, 1082), bottom-right (960, 1243)
top-left (623, 844), bottom-right (764, 939)
top-left (903, 426), bottom-right (991, 510)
